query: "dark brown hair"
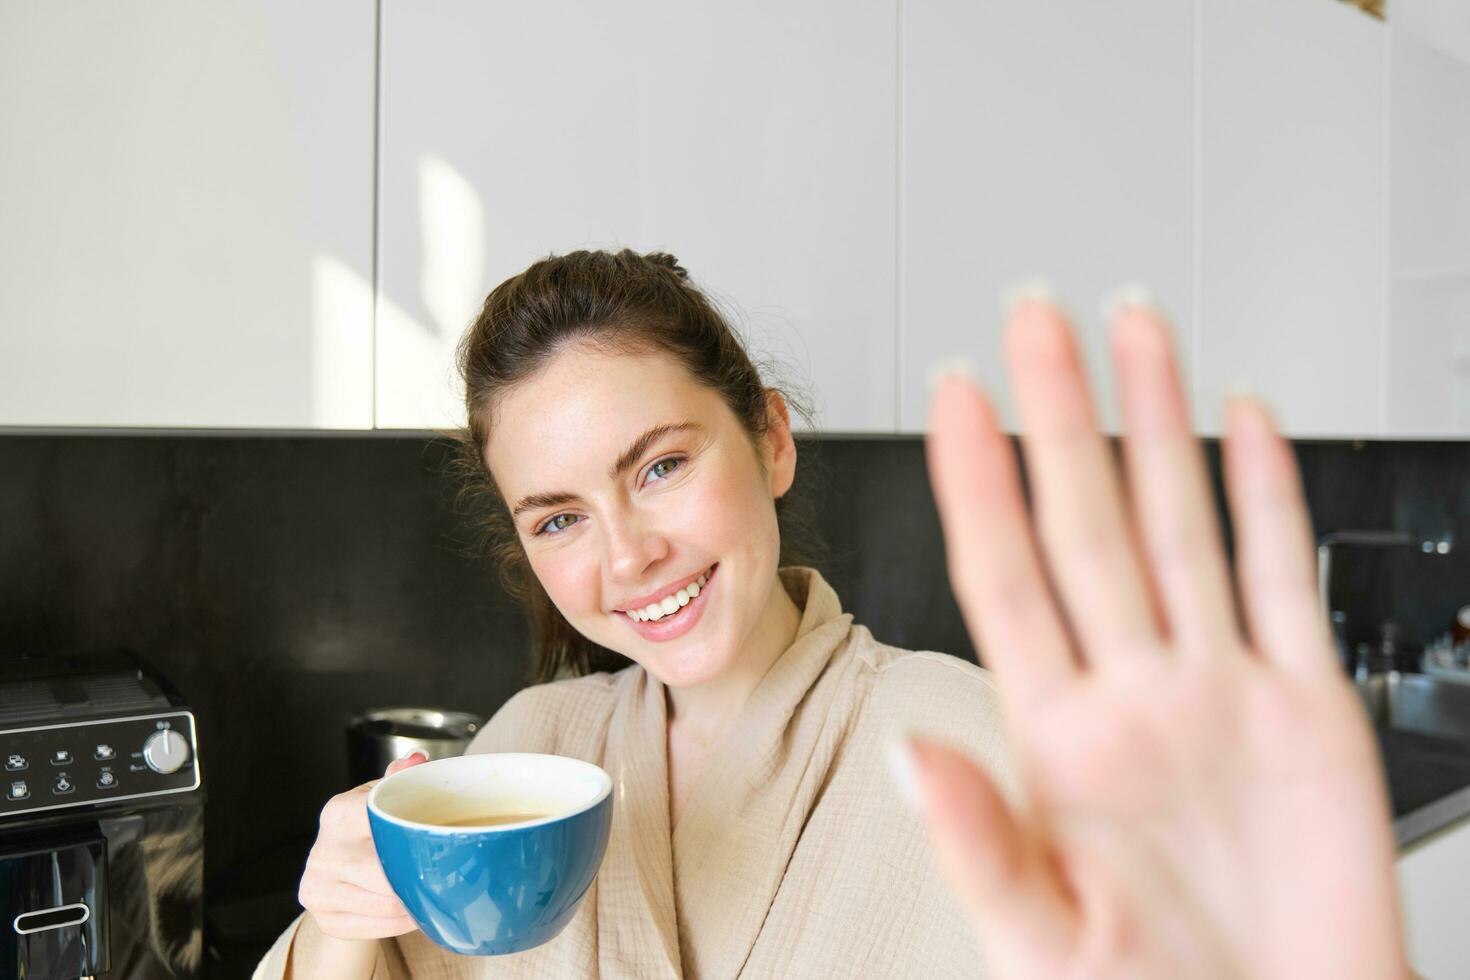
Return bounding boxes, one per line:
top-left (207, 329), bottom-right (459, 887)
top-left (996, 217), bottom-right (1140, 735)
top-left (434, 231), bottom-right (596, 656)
top-left (451, 248), bottom-right (820, 683)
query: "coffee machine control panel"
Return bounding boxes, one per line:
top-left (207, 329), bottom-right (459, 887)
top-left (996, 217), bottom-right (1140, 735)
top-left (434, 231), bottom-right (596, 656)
top-left (1, 711), bottom-right (199, 817)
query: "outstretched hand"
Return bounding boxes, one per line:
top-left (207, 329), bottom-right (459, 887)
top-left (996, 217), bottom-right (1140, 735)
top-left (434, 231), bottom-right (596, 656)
top-left (911, 289), bottom-right (1408, 978)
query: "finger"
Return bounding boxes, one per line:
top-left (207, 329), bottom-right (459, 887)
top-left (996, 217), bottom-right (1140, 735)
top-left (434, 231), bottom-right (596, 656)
top-left (313, 910), bottom-right (420, 941)
top-left (303, 878), bottom-right (410, 920)
top-left (322, 790), bottom-right (374, 842)
top-left (341, 881), bottom-right (409, 920)
top-left (926, 371), bottom-right (1079, 712)
top-left (310, 816), bottom-right (402, 899)
top-left (314, 806), bottom-right (398, 896)
top-left (1006, 297), bottom-right (1160, 667)
top-left (313, 830), bottom-right (404, 897)
top-left (1110, 302), bottom-right (1241, 657)
top-left (384, 750), bottom-right (428, 778)
top-left (305, 840), bottom-right (392, 898)
top-left (902, 736), bottom-right (1075, 974)
top-left (346, 840), bottom-right (402, 897)
top-left (1221, 397), bottom-right (1335, 676)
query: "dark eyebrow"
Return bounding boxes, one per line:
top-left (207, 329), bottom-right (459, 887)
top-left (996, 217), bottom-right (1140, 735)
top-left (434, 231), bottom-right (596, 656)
top-left (509, 421), bottom-right (700, 521)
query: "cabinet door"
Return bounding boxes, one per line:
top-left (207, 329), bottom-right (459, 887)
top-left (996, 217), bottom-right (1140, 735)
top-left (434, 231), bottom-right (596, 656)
top-left (1398, 816), bottom-right (1470, 979)
top-left (0, 2), bottom-right (376, 429)
top-left (1195, 0), bottom-right (1386, 438)
top-left (1395, 0), bottom-right (1470, 68)
top-left (898, 0), bottom-right (1194, 434)
top-left (1385, 16), bottom-right (1470, 436)
top-left (375, 0), bottom-right (898, 433)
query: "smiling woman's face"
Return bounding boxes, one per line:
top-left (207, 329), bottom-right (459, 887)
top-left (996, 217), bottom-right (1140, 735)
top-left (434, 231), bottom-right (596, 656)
top-left (483, 340), bottom-right (796, 689)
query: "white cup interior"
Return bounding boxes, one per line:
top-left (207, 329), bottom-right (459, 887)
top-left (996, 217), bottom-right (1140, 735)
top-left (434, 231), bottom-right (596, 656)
top-left (369, 752), bottom-right (611, 832)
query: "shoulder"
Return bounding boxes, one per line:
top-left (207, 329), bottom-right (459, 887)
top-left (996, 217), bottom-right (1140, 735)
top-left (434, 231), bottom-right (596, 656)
top-left (851, 626), bottom-right (1000, 712)
top-left (847, 627), bottom-right (1012, 770)
top-left (466, 670), bottom-right (625, 758)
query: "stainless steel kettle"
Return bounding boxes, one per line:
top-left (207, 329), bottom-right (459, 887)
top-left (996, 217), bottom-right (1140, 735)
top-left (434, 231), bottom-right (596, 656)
top-left (345, 707), bottom-right (485, 785)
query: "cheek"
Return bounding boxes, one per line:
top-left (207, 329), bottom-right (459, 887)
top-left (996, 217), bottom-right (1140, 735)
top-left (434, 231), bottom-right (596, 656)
top-left (670, 460), bottom-right (776, 550)
top-left (527, 545), bottom-right (601, 619)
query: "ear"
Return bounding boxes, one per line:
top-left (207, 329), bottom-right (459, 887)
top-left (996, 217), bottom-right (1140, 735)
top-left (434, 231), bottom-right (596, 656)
top-left (763, 389), bottom-right (797, 499)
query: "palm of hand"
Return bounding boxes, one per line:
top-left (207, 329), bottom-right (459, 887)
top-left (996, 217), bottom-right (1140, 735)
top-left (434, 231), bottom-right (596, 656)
top-left (1018, 657), bottom-right (1389, 978)
top-left (913, 294), bottom-right (1406, 979)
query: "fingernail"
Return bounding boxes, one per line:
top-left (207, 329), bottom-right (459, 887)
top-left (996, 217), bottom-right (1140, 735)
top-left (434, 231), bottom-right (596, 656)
top-left (884, 730), bottom-right (923, 811)
top-left (401, 750), bottom-right (427, 763)
top-left (1225, 394), bottom-right (1275, 434)
top-left (1100, 282), bottom-right (1156, 323)
top-left (999, 277), bottom-right (1057, 321)
top-left (925, 356), bottom-right (979, 393)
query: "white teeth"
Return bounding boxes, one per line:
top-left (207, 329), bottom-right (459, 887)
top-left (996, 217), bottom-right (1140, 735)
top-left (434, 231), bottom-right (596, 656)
top-left (625, 567), bottom-right (713, 623)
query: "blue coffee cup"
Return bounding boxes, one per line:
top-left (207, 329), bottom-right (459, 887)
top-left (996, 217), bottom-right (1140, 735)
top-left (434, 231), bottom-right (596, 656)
top-left (367, 752), bottom-right (613, 956)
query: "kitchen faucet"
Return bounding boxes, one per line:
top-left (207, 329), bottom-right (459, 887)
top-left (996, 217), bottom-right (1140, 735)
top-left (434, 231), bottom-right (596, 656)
top-left (1316, 529), bottom-right (1455, 671)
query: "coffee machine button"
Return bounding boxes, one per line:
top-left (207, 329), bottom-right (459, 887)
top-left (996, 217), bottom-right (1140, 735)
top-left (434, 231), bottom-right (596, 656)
top-left (97, 770), bottom-right (118, 790)
top-left (5, 754), bottom-right (26, 771)
top-left (52, 749), bottom-right (72, 766)
top-left (94, 744), bottom-right (115, 761)
top-left (53, 776), bottom-right (75, 794)
top-left (143, 730), bottom-right (190, 775)
top-left (7, 780), bottom-right (28, 801)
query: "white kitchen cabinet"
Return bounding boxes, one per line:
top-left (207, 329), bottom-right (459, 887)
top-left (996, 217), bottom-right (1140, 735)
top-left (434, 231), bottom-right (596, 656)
top-left (1194, 0), bottom-right (1387, 439)
top-left (1386, 277), bottom-right (1470, 437)
top-left (0, 2), bottom-right (376, 429)
top-left (375, 0), bottom-right (898, 433)
top-left (897, 0), bottom-right (1194, 434)
top-left (1389, 26), bottom-right (1470, 282)
top-left (1395, 0), bottom-right (1470, 68)
top-left (1384, 20), bottom-right (1470, 438)
top-left (1399, 815), bottom-right (1470, 979)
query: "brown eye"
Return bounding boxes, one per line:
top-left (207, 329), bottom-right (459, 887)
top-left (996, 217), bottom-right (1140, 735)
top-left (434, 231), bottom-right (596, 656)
top-left (536, 513), bottom-right (580, 536)
top-left (646, 456), bottom-right (684, 483)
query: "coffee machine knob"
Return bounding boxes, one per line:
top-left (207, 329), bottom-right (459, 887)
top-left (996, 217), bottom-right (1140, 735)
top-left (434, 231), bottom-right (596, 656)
top-left (143, 730), bottom-right (190, 774)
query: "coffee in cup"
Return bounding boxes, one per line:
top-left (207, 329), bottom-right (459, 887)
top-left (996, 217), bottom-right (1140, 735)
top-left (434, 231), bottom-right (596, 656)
top-left (367, 752), bottom-right (613, 956)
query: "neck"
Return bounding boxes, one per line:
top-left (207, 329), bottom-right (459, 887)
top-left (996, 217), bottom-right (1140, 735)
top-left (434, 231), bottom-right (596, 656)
top-left (665, 573), bottom-right (803, 741)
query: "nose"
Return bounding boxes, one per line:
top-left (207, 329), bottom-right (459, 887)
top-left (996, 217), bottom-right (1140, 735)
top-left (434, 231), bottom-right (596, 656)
top-left (601, 507), bottom-right (669, 586)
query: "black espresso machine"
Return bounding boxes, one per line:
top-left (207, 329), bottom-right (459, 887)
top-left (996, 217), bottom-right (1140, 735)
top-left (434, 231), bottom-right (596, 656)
top-left (0, 651), bottom-right (204, 979)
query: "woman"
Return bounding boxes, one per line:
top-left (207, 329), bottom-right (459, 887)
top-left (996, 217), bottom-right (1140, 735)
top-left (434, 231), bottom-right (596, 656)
top-left (257, 249), bottom-right (1019, 979)
top-left (256, 250), bottom-right (1410, 978)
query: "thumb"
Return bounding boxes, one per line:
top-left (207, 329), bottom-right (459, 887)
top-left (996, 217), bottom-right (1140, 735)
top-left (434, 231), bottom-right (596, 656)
top-left (898, 736), bottom-right (1076, 971)
top-left (384, 750), bottom-right (429, 778)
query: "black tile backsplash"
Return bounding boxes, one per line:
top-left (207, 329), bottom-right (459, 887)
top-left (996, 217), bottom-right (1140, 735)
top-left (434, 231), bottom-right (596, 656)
top-left (1, 432), bottom-right (1466, 970)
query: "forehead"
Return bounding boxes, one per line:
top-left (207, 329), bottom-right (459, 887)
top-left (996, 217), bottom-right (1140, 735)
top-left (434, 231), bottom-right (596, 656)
top-left (484, 342), bottom-right (723, 483)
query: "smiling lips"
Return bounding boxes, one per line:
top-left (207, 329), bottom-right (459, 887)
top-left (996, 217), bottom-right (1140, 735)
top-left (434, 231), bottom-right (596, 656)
top-left (617, 563), bottom-right (718, 642)
top-left (617, 563), bottom-right (715, 621)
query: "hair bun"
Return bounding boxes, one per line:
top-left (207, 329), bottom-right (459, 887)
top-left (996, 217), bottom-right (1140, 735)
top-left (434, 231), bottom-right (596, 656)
top-left (645, 251), bottom-right (689, 281)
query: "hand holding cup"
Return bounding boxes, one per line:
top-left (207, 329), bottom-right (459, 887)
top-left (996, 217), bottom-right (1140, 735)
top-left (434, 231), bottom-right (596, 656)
top-left (298, 751), bottom-right (429, 940)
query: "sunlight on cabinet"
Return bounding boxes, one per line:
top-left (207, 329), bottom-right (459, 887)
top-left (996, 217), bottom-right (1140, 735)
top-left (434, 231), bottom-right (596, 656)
top-left (418, 155), bottom-right (488, 345)
top-left (375, 154), bottom-right (484, 432)
top-left (310, 255), bottom-right (375, 429)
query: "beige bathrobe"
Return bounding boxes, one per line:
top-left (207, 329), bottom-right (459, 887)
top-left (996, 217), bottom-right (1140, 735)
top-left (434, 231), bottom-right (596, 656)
top-left (255, 568), bottom-right (1018, 979)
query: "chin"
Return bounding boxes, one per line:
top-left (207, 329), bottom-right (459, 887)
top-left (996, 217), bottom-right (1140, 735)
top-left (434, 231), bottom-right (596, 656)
top-left (641, 641), bottom-right (732, 690)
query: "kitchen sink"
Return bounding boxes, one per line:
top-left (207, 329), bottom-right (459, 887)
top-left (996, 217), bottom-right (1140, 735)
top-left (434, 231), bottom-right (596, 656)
top-left (1355, 672), bottom-right (1470, 837)
top-left (1355, 671), bottom-right (1470, 742)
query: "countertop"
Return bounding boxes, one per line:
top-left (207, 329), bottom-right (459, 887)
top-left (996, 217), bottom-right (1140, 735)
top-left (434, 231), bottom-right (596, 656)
top-left (1377, 727), bottom-right (1470, 848)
